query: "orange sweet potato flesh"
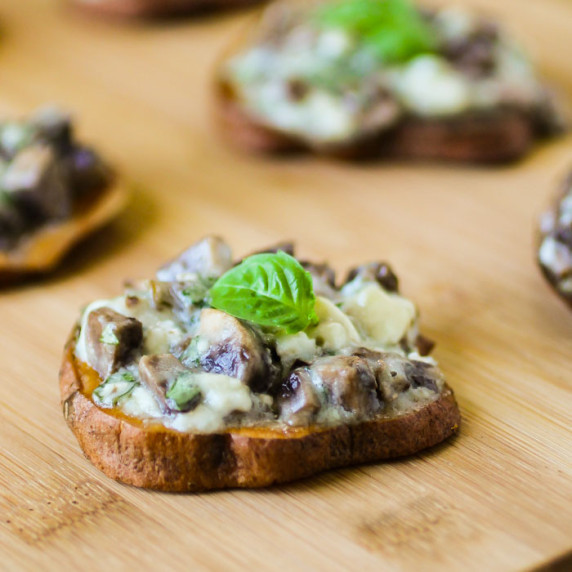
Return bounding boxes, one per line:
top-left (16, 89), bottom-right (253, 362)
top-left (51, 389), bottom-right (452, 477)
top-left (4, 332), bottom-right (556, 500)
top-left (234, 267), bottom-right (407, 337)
top-left (60, 335), bottom-right (461, 492)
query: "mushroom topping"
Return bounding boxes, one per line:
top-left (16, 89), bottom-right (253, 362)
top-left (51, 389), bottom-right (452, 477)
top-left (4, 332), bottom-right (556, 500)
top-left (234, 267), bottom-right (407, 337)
top-left (277, 367), bottom-right (320, 426)
top-left (310, 355), bottom-right (382, 417)
top-left (404, 360), bottom-right (440, 392)
top-left (31, 107), bottom-right (73, 151)
top-left (2, 144), bottom-right (70, 221)
top-left (361, 351), bottom-right (441, 403)
top-left (156, 236), bottom-right (233, 282)
top-left (344, 261), bottom-right (399, 292)
top-left (301, 260), bottom-right (337, 297)
top-left (187, 308), bottom-right (279, 393)
top-left (85, 307), bottom-right (143, 379)
top-left (139, 354), bottom-right (201, 413)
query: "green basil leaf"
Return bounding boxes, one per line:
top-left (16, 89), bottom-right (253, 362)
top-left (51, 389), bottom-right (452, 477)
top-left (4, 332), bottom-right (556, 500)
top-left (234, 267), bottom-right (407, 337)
top-left (209, 251), bottom-right (318, 334)
top-left (166, 373), bottom-right (202, 412)
top-left (315, 0), bottom-right (437, 64)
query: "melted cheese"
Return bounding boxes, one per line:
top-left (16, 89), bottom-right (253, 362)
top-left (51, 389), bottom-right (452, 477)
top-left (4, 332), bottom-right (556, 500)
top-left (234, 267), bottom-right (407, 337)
top-left (309, 296), bottom-right (361, 352)
top-left (342, 283), bottom-right (416, 346)
top-left (167, 373), bottom-right (252, 433)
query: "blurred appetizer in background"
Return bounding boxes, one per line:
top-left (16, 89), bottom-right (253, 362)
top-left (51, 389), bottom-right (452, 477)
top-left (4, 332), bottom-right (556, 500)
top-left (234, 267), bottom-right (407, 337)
top-left (61, 236), bottom-right (460, 492)
top-left (216, 0), bottom-right (566, 163)
top-left (0, 107), bottom-right (125, 283)
top-left (538, 171), bottom-right (572, 308)
top-left (72, 0), bottom-right (264, 19)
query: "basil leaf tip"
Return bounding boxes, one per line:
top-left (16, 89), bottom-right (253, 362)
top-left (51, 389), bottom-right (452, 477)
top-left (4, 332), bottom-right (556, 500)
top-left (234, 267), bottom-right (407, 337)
top-left (315, 0), bottom-right (437, 64)
top-left (209, 251), bottom-right (318, 334)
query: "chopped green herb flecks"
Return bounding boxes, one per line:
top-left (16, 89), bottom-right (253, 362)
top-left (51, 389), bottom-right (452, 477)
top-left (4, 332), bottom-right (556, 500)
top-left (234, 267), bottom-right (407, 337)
top-left (166, 373), bottom-right (202, 412)
top-left (315, 0), bottom-right (437, 64)
top-left (100, 323), bottom-right (119, 345)
top-left (181, 336), bottom-right (202, 368)
top-left (93, 371), bottom-right (137, 408)
top-left (209, 251), bottom-right (319, 335)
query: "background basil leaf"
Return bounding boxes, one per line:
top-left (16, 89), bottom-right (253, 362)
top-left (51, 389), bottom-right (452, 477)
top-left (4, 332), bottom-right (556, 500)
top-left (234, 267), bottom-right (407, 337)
top-left (209, 251), bottom-right (318, 334)
top-left (316, 0), bottom-right (437, 64)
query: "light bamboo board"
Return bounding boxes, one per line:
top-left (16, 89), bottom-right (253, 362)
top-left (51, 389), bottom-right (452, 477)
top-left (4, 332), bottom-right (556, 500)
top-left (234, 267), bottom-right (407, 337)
top-left (0, 0), bottom-right (571, 570)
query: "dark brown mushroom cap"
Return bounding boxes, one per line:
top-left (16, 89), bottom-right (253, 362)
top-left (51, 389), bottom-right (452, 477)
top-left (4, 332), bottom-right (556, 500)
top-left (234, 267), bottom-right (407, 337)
top-left (85, 307), bottom-right (143, 379)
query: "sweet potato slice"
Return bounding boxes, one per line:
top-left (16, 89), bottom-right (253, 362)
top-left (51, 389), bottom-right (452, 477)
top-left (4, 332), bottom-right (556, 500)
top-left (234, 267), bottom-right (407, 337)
top-left (60, 335), bottom-right (460, 492)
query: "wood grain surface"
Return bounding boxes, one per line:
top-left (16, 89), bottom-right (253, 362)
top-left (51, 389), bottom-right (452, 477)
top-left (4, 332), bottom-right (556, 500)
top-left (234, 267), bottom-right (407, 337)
top-left (0, 0), bottom-right (571, 570)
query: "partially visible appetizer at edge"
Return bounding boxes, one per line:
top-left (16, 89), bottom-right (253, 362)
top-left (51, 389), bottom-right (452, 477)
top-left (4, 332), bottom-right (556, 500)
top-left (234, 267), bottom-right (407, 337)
top-left (538, 170), bottom-right (572, 308)
top-left (216, 0), bottom-right (566, 163)
top-left (0, 107), bottom-right (126, 284)
top-left (71, 0), bottom-right (264, 19)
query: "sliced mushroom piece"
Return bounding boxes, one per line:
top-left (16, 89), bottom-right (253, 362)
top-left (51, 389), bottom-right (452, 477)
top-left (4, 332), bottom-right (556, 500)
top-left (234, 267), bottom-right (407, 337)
top-left (344, 261), bottom-right (399, 292)
top-left (414, 333), bottom-right (435, 356)
top-left (157, 236), bottom-right (232, 282)
top-left (301, 260), bottom-right (337, 297)
top-left (2, 143), bottom-right (70, 221)
top-left (85, 307), bottom-right (143, 379)
top-left (138, 354), bottom-right (201, 414)
top-left (190, 308), bottom-right (279, 393)
top-left (310, 355), bottom-right (382, 417)
top-left (404, 360), bottom-right (440, 393)
top-left (371, 352), bottom-right (441, 403)
top-left (31, 106), bottom-right (73, 151)
top-left (276, 367), bottom-right (320, 426)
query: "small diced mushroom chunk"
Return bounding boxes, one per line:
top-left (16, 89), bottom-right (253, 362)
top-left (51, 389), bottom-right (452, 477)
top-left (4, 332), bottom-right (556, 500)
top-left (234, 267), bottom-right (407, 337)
top-left (344, 262), bottom-right (399, 292)
top-left (189, 308), bottom-right (279, 393)
top-left (300, 260), bottom-right (338, 297)
top-left (85, 307), bottom-right (143, 379)
top-left (277, 367), bottom-right (320, 426)
top-left (2, 144), bottom-right (69, 220)
top-left (404, 360), bottom-right (440, 392)
top-left (138, 354), bottom-right (200, 413)
top-left (311, 356), bottom-right (382, 417)
top-left (370, 352), bottom-right (441, 402)
top-left (31, 106), bottom-right (73, 150)
top-left (157, 236), bottom-right (232, 282)
top-left (301, 261), bottom-right (336, 289)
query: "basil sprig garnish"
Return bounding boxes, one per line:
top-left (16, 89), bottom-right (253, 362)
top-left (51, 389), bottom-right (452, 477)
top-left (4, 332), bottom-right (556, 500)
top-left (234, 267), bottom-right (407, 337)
top-left (209, 251), bottom-right (318, 334)
top-left (315, 0), bottom-right (437, 64)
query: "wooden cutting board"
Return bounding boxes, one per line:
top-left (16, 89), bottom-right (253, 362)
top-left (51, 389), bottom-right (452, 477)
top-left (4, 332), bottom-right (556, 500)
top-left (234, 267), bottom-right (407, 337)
top-left (0, 0), bottom-right (571, 569)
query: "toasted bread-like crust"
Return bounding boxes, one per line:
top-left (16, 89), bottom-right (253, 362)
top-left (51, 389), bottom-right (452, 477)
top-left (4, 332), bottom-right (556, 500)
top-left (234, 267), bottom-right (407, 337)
top-left (72, 0), bottom-right (263, 18)
top-left (60, 335), bottom-right (461, 492)
top-left (215, 86), bottom-right (537, 163)
top-left (0, 182), bottom-right (127, 284)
